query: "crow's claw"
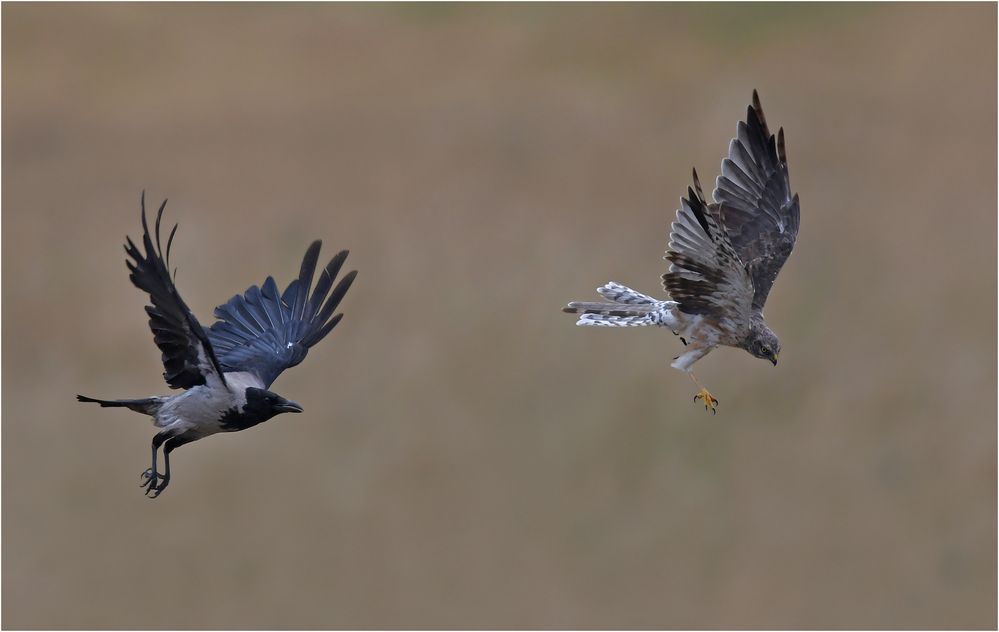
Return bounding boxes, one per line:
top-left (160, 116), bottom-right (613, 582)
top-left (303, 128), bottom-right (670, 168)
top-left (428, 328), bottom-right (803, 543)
top-left (145, 477), bottom-right (170, 498)
top-left (139, 468), bottom-right (169, 497)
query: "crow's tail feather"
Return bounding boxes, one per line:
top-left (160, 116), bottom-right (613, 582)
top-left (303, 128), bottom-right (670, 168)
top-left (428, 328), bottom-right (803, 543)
top-left (76, 395), bottom-right (162, 415)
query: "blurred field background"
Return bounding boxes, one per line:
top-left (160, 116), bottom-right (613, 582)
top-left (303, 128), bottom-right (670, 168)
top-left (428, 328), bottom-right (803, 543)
top-left (3, 3), bottom-right (995, 629)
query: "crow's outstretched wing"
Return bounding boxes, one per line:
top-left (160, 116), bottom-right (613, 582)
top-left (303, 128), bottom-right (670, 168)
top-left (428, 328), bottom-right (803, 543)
top-left (207, 242), bottom-right (356, 388)
top-left (713, 90), bottom-right (800, 312)
top-left (125, 193), bottom-right (227, 390)
top-left (662, 172), bottom-right (754, 339)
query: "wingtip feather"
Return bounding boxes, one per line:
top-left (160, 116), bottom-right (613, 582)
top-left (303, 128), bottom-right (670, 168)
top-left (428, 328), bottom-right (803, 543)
top-left (140, 196), bottom-right (150, 236)
top-left (301, 241), bottom-right (322, 277)
top-left (166, 223), bottom-right (179, 265)
top-left (691, 168), bottom-right (705, 201)
top-left (294, 241), bottom-right (323, 319)
top-left (750, 90), bottom-right (770, 137)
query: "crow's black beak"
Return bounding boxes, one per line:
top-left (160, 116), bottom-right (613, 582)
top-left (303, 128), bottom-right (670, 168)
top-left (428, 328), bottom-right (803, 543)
top-left (276, 399), bottom-right (304, 413)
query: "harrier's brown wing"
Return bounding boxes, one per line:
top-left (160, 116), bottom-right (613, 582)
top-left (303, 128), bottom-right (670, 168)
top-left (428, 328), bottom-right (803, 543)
top-left (662, 172), bottom-right (754, 339)
top-left (713, 91), bottom-right (800, 312)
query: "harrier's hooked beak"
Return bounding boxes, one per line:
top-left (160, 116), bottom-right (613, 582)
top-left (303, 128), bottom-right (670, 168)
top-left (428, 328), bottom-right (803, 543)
top-left (276, 399), bottom-right (304, 414)
top-left (771, 354), bottom-right (779, 367)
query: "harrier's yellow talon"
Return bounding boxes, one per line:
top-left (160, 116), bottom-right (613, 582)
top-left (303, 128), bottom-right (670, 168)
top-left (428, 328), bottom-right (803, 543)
top-left (693, 388), bottom-right (719, 414)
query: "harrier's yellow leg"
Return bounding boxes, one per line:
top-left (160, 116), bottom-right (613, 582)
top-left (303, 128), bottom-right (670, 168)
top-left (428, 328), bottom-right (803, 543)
top-left (688, 373), bottom-right (719, 415)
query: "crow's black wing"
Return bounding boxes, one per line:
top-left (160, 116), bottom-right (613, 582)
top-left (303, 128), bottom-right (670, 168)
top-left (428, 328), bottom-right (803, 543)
top-left (124, 193), bottom-right (227, 390)
top-left (207, 242), bottom-right (356, 388)
top-left (713, 91), bottom-right (800, 312)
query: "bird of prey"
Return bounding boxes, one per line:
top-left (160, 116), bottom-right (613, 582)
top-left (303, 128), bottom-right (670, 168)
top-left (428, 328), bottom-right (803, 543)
top-left (78, 194), bottom-right (357, 497)
top-left (563, 91), bottom-right (799, 413)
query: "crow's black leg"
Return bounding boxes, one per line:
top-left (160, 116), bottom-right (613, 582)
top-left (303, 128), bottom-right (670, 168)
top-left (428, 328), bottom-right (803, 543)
top-left (141, 431), bottom-right (170, 497)
top-left (147, 448), bottom-right (171, 498)
top-left (147, 432), bottom-right (198, 498)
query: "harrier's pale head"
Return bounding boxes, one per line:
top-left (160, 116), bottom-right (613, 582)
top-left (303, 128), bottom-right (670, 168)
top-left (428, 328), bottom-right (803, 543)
top-left (745, 321), bottom-right (780, 366)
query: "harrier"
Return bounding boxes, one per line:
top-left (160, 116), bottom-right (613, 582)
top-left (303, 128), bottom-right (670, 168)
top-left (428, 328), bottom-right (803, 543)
top-left (78, 194), bottom-right (356, 496)
top-left (563, 91), bottom-right (799, 413)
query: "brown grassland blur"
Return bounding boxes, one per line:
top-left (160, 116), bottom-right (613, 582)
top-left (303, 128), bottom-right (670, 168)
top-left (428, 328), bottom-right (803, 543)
top-left (3, 3), bottom-right (996, 629)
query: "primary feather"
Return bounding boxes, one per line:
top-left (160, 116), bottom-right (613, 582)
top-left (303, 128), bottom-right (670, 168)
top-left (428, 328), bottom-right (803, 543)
top-left (713, 90), bottom-right (800, 312)
top-left (207, 242), bottom-right (357, 388)
top-left (123, 193), bottom-right (227, 389)
top-left (662, 173), bottom-right (754, 339)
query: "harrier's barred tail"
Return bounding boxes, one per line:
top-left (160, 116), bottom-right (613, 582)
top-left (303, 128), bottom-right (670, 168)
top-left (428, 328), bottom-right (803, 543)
top-left (563, 302), bottom-right (655, 327)
top-left (563, 282), bottom-right (676, 328)
top-left (596, 281), bottom-right (657, 305)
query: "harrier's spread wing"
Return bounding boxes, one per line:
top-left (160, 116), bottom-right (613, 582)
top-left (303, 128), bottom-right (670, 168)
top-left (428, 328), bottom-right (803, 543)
top-left (662, 172), bottom-right (754, 338)
top-left (713, 90), bottom-right (800, 311)
top-left (124, 194), bottom-right (227, 389)
top-left (207, 242), bottom-right (356, 389)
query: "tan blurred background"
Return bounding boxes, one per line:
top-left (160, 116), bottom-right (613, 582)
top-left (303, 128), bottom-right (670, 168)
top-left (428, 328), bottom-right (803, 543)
top-left (3, 3), bottom-right (995, 629)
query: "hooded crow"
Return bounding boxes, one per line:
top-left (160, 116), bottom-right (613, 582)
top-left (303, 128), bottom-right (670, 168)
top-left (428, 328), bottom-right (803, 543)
top-left (78, 193), bottom-right (357, 497)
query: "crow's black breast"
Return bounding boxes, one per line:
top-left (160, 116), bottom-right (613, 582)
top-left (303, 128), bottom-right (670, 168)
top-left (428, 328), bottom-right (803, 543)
top-left (218, 406), bottom-right (271, 432)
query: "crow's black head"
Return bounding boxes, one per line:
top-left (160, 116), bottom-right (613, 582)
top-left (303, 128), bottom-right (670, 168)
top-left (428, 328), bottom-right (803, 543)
top-left (220, 388), bottom-right (304, 431)
top-left (243, 387), bottom-right (304, 421)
